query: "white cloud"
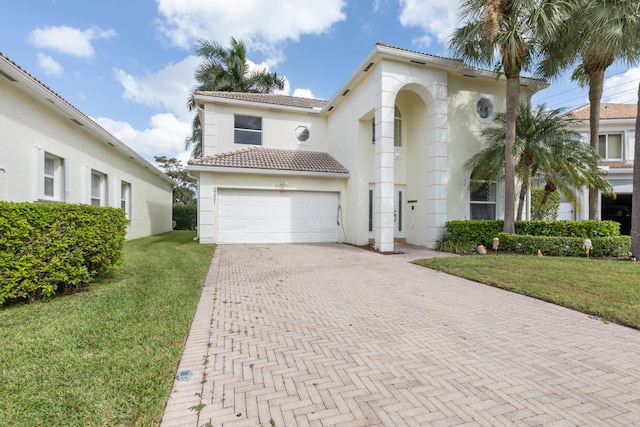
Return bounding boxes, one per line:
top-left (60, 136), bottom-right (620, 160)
top-left (603, 67), bottom-right (640, 104)
top-left (292, 88), bottom-right (316, 99)
top-left (114, 55), bottom-right (200, 121)
top-left (398, 0), bottom-right (461, 48)
top-left (36, 53), bottom-right (63, 76)
top-left (29, 25), bottom-right (117, 57)
top-left (155, 0), bottom-right (347, 64)
top-left (95, 113), bottom-right (192, 161)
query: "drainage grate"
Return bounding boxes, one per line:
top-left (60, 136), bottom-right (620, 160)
top-left (175, 370), bottom-right (193, 381)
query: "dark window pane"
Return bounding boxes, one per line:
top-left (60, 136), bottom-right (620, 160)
top-left (470, 204), bottom-right (496, 220)
top-left (235, 115), bottom-right (261, 131)
top-left (234, 129), bottom-right (262, 145)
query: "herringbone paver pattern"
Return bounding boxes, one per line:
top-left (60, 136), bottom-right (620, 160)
top-left (162, 244), bottom-right (640, 427)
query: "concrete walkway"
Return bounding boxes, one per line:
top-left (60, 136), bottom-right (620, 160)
top-left (161, 243), bottom-right (640, 427)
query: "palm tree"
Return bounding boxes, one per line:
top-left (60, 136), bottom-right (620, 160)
top-left (186, 38), bottom-right (286, 157)
top-left (537, 0), bottom-right (640, 219)
top-left (466, 104), bottom-right (612, 220)
top-left (449, 0), bottom-right (562, 233)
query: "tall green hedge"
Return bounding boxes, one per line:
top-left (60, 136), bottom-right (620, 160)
top-left (0, 202), bottom-right (127, 304)
top-left (172, 204), bottom-right (197, 230)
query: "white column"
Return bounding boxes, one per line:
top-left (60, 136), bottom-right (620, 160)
top-left (198, 172), bottom-right (216, 244)
top-left (425, 83), bottom-right (448, 248)
top-left (374, 96), bottom-right (396, 253)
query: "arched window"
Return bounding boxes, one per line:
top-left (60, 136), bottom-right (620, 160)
top-left (394, 106), bottom-right (402, 147)
top-left (469, 169), bottom-right (497, 220)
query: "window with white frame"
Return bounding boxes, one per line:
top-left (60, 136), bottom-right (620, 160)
top-left (90, 170), bottom-right (107, 206)
top-left (598, 133), bottom-right (623, 160)
top-left (42, 152), bottom-right (65, 201)
top-left (394, 106), bottom-right (402, 147)
top-left (120, 180), bottom-right (131, 218)
top-left (470, 172), bottom-right (497, 220)
top-left (234, 115), bottom-right (262, 145)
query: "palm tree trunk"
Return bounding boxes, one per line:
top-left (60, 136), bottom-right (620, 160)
top-left (587, 68), bottom-right (605, 220)
top-left (503, 75), bottom-right (519, 233)
top-left (517, 181), bottom-right (528, 220)
top-left (631, 82), bottom-right (640, 258)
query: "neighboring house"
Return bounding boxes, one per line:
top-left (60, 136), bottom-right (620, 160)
top-left (187, 42), bottom-right (548, 251)
top-left (0, 53), bottom-right (173, 240)
top-left (567, 103), bottom-right (636, 234)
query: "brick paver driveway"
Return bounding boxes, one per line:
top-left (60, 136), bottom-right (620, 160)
top-left (162, 244), bottom-right (640, 427)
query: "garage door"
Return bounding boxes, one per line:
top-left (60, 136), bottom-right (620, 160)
top-left (217, 189), bottom-right (339, 243)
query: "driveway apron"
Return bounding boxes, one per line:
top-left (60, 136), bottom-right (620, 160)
top-left (161, 243), bottom-right (640, 427)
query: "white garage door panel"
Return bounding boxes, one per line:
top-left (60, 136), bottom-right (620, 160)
top-left (218, 190), bottom-right (338, 243)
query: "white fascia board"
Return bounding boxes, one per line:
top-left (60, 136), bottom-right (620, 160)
top-left (186, 165), bottom-right (349, 179)
top-left (193, 93), bottom-right (324, 114)
top-left (0, 56), bottom-right (173, 185)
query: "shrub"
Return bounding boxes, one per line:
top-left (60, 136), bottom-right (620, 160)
top-left (436, 233), bottom-right (475, 254)
top-left (445, 219), bottom-right (621, 248)
top-left (0, 202), bottom-right (127, 304)
top-left (530, 188), bottom-right (560, 220)
top-left (497, 233), bottom-right (631, 258)
top-left (172, 204), bottom-right (197, 230)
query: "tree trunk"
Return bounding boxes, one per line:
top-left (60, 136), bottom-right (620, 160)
top-left (517, 181), bottom-right (528, 220)
top-left (631, 82), bottom-right (640, 258)
top-left (587, 68), bottom-right (605, 219)
top-left (503, 75), bottom-right (519, 233)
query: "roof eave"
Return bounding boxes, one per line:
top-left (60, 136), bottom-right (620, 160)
top-left (193, 93), bottom-right (324, 114)
top-left (186, 165), bottom-right (349, 178)
top-left (0, 55), bottom-right (173, 185)
top-left (323, 44), bottom-right (549, 112)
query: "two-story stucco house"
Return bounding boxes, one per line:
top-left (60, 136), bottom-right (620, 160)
top-left (187, 42), bottom-right (548, 252)
top-left (0, 53), bottom-right (173, 240)
top-left (567, 103), bottom-right (635, 234)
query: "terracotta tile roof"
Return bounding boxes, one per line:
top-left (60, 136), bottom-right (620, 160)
top-left (568, 103), bottom-right (637, 120)
top-left (602, 161), bottom-right (634, 169)
top-left (188, 147), bottom-right (349, 174)
top-left (195, 91), bottom-right (328, 109)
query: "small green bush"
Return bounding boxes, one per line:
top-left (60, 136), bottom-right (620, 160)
top-left (0, 202), bottom-right (127, 304)
top-left (172, 204), bottom-right (197, 230)
top-left (436, 233), bottom-right (475, 254)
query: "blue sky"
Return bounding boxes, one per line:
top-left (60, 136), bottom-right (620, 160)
top-left (2, 0), bottom-right (639, 164)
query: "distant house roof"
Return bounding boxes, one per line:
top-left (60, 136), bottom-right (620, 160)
top-left (195, 91), bottom-right (328, 110)
top-left (188, 147), bottom-right (349, 175)
top-left (569, 103), bottom-right (637, 120)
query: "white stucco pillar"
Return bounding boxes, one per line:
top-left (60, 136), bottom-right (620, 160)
top-left (197, 172), bottom-right (216, 244)
top-left (425, 83), bottom-right (448, 247)
top-left (374, 95), bottom-right (395, 253)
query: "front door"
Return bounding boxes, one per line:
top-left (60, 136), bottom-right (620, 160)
top-left (395, 185), bottom-right (405, 240)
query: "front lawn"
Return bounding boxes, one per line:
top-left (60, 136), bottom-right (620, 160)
top-left (0, 231), bottom-right (215, 426)
top-left (413, 255), bottom-right (640, 329)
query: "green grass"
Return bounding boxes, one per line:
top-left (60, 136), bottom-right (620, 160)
top-left (413, 255), bottom-right (640, 329)
top-left (0, 231), bottom-right (215, 426)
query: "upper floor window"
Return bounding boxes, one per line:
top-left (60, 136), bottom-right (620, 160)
top-left (394, 106), bottom-right (402, 147)
top-left (234, 115), bottom-right (262, 145)
top-left (40, 151), bottom-right (66, 201)
top-left (90, 170), bottom-right (107, 206)
top-left (599, 133), bottom-right (623, 160)
top-left (120, 180), bottom-right (132, 218)
top-left (470, 170), bottom-right (497, 220)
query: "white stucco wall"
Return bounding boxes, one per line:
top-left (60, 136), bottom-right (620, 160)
top-left (200, 103), bottom-right (328, 157)
top-left (0, 74), bottom-right (173, 240)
